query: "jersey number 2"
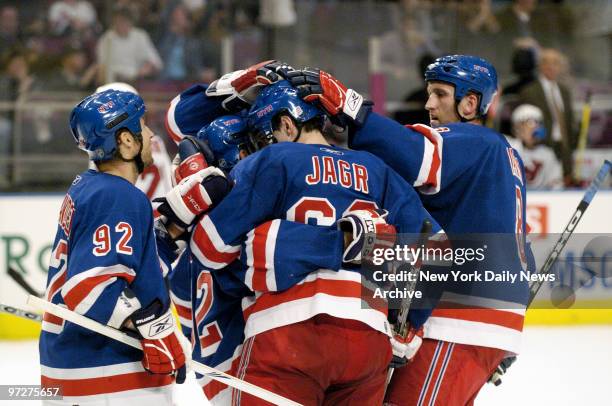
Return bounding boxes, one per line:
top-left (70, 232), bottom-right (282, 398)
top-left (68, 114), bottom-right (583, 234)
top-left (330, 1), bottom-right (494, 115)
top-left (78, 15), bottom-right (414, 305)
top-left (194, 271), bottom-right (222, 357)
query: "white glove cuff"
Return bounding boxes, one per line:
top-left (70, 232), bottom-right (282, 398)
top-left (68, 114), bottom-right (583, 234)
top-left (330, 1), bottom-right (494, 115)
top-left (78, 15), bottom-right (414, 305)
top-left (343, 89), bottom-right (364, 120)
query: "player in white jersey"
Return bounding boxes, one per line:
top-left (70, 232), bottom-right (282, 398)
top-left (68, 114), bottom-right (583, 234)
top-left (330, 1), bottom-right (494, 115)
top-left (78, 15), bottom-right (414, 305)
top-left (508, 104), bottom-right (563, 189)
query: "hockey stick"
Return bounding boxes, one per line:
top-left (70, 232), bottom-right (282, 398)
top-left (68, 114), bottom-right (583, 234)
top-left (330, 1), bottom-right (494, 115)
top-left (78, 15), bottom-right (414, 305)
top-left (0, 302), bottom-right (43, 322)
top-left (385, 220), bottom-right (433, 387)
top-left (528, 159), bottom-right (611, 305)
top-left (27, 295), bottom-right (302, 406)
top-left (490, 159), bottom-right (612, 386)
top-left (7, 267), bottom-right (44, 297)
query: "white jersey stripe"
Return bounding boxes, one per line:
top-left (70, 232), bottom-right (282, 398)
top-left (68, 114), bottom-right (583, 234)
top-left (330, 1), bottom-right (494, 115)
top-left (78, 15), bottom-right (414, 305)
top-left (264, 220), bottom-right (280, 292)
top-left (425, 316), bottom-right (523, 354)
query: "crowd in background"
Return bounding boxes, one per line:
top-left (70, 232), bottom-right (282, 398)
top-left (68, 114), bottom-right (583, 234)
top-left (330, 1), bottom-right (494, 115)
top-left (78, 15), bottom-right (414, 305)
top-left (0, 0), bottom-right (610, 190)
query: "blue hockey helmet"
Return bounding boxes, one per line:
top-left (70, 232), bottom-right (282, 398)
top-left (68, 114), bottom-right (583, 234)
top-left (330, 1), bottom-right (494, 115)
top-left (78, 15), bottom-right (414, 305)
top-left (425, 55), bottom-right (498, 116)
top-left (197, 115), bottom-right (249, 171)
top-left (69, 89), bottom-right (145, 161)
top-left (247, 80), bottom-right (324, 149)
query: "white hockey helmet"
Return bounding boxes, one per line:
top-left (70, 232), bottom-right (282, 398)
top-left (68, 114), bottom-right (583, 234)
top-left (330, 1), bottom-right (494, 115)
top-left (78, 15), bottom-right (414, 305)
top-left (511, 104), bottom-right (543, 125)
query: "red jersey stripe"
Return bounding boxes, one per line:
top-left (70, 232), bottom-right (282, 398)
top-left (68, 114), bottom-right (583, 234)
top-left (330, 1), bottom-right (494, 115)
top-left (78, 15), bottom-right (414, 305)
top-left (41, 372), bottom-right (173, 396)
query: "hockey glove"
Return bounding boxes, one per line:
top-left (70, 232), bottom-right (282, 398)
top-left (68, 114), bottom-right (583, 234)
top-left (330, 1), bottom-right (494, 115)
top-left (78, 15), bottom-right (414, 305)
top-left (206, 60), bottom-right (295, 112)
top-left (285, 68), bottom-right (373, 127)
top-left (154, 167), bottom-right (231, 229)
top-left (389, 325), bottom-right (424, 369)
top-left (488, 355), bottom-right (517, 386)
top-left (172, 135), bottom-right (216, 186)
top-left (131, 300), bottom-right (186, 383)
top-left (337, 208), bottom-right (396, 265)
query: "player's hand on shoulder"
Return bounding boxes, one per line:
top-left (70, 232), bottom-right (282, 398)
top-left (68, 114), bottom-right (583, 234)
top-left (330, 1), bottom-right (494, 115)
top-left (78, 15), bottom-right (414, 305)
top-left (285, 67), bottom-right (373, 127)
top-left (131, 300), bottom-right (187, 383)
top-left (206, 60), bottom-right (295, 112)
top-left (172, 135), bottom-right (216, 185)
top-left (390, 325), bottom-right (424, 368)
top-left (155, 167), bottom-right (231, 229)
top-left (337, 208), bottom-right (396, 265)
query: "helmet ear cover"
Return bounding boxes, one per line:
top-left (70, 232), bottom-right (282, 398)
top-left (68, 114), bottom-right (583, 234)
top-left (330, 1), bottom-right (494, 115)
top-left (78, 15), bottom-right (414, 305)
top-left (95, 127), bottom-right (145, 173)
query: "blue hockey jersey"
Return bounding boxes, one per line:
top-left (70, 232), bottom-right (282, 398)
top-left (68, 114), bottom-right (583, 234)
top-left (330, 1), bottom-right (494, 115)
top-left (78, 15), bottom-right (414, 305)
top-left (350, 113), bottom-right (531, 353)
top-left (39, 170), bottom-right (175, 398)
top-left (170, 219), bottom-right (345, 403)
top-left (190, 142), bottom-right (441, 341)
top-left (165, 84), bottom-right (226, 144)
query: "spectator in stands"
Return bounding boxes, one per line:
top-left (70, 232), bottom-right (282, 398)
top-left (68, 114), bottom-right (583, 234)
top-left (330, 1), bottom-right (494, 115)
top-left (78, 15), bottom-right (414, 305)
top-left (0, 50), bottom-right (36, 98)
top-left (494, 0), bottom-right (541, 76)
top-left (157, 4), bottom-right (213, 82)
top-left (379, 5), bottom-right (440, 101)
top-left (0, 6), bottom-right (22, 58)
top-left (0, 50), bottom-right (38, 173)
top-left (519, 48), bottom-right (575, 184)
top-left (498, 43), bottom-right (538, 135)
top-left (39, 47), bottom-right (97, 92)
top-left (394, 53), bottom-right (436, 125)
top-left (96, 6), bottom-right (163, 84)
top-left (507, 104), bottom-right (563, 189)
top-left (48, 0), bottom-right (98, 37)
top-left (496, 0), bottom-right (538, 40)
top-left (464, 0), bottom-right (500, 34)
top-left (503, 43), bottom-right (538, 96)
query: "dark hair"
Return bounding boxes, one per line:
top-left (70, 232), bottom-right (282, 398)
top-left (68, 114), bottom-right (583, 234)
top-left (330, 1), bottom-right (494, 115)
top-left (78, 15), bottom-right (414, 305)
top-left (272, 112), bottom-right (324, 134)
top-left (112, 6), bottom-right (134, 22)
top-left (302, 116), bottom-right (325, 133)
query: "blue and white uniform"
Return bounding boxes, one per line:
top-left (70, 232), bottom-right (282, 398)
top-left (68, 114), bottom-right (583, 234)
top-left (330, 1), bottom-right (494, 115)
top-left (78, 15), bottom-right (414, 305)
top-left (40, 170), bottom-right (176, 404)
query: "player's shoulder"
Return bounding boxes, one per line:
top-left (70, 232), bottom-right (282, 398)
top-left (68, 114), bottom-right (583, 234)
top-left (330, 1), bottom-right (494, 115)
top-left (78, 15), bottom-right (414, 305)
top-left (70, 170), bottom-right (150, 211)
top-left (442, 123), bottom-right (509, 148)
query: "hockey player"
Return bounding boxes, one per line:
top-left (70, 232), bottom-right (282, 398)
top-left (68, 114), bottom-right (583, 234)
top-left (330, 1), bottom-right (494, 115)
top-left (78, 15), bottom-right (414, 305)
top-left (281, 55), bottom-right (532, 406)
top-left (508, 103), bottom-right (563, 189)
top-left (164, 101), bottom-right (400, 403)
top-left (38, 89), bottom-right (204, 405)
top-left (187, 80), bottom-right (443, 405)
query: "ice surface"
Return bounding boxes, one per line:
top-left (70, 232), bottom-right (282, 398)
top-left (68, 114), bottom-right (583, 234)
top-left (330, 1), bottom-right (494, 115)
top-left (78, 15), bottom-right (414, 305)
top-left (1, 326), bottom-right (610, 405)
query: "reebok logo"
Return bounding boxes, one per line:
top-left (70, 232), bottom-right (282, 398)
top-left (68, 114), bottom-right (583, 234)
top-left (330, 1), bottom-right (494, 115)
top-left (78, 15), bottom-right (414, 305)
top-left (149, 314), bottom-right (173, 337)
top-left (344, 90), bottom-right (363, 120)
top-left (320, 147), bottom-right (344, 155)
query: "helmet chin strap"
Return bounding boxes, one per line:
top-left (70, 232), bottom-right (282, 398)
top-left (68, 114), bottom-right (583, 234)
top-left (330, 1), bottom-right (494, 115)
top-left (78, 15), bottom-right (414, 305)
top-left (289, 116), bottom-right (304, 143)
top-left (118, 132), bottom-right (145, 174)
top-left (292, 124), bottom-right (304, 143)
top-left (454, 103), bottom-right (480, 124)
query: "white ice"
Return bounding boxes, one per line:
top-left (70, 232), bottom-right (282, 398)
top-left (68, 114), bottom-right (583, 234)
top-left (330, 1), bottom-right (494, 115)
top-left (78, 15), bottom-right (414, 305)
top-left (1, 326), bottom-right (610, 406)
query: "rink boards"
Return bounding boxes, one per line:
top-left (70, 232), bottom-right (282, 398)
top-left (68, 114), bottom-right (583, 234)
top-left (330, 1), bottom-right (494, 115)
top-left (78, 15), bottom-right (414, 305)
top-left (1, 191), bottom-right (611, 339)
